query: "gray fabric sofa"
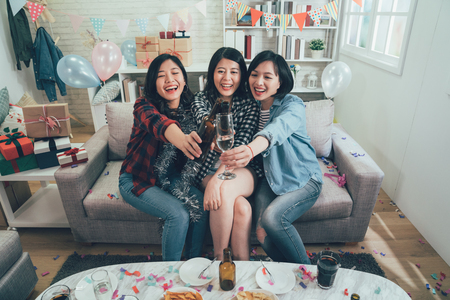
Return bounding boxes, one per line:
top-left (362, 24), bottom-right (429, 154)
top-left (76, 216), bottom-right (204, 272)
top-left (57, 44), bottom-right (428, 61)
top-left (0, 230), bottom-right (38, 300)
top-left (54, 100), bottom-right (384, 245)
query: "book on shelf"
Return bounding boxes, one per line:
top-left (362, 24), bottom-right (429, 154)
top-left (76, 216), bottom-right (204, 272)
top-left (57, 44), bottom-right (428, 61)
top-left (128, 80), bottom-right (137, 104)
top-left (245, 35), bottom-right (251, 59)
top-left (260, 4), bottom-right (268, 26)
top-left (250, 35), bottom-right (256, 59)
top-left (294, 38), bottom-right (300, 60)
top-left (306, 5), bottom-right (312, 26)
top-left (290, 35), bottom-right (296, 60)
top-left (122, 78), bottom-right (131, 102)
top-left (285, 1), bottom-right (293, 26)
top-left (282, 35), bottom-right (287, 59)
top-left (254, 5), bottom-right (261, 27)
top-left (299, 38), bottom-right (306, 60)
top-left (235, 30), bottom-right (245, 56)
top-left (225, 30), bottom-right (235, 48)
top-left (286, 35), bottom-right (291, 60)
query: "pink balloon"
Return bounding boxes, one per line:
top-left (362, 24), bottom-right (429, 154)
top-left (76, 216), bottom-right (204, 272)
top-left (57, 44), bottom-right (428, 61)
top-left (171, 13), bottom-right (193, 32)
top-left (92, 41), bottom-right (122, 82)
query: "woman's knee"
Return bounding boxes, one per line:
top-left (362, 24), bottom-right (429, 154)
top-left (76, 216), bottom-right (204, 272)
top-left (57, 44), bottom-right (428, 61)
top-left (234, 197), bottom-right (252, 219)
top-left (256, 226), bottom-right (267, 244)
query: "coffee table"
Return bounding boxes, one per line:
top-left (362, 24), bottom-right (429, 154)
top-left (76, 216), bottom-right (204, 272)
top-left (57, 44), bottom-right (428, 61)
top-left (36, 260), bottom-right (410, 300)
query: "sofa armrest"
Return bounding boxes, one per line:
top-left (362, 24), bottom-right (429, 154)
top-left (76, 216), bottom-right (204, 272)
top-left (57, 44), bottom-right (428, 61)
top-left (331, 123), bottom-right (384, 217)
top-left (54, 126), bottom-right (109, 222)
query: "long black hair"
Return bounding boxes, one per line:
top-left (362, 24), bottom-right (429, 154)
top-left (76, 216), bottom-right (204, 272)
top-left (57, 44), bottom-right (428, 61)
top-left (143, 54), bottom-right (194, 118)
top-left (247, 50), bottom-right (293, 99)
top-left (203, 47), bottom-right (247, 106)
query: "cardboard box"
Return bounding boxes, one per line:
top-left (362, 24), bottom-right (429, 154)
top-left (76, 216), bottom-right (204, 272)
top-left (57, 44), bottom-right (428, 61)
top-left (159, 38), bottom-right (193, 67)
top-left (136, 52), bottom-right (159, 69)
top-left (0, 132), bottom-right (34, 161)
top-left (0, 152), bottom-right (39, 175)
top-left (23, 103), bottom-right (71, 138)
top-left (135, 36), bottom-right (159, 52)
top-left (34, 136), bottom-right (71, 169)
top-left (57, 147), bottom-right (88, 167)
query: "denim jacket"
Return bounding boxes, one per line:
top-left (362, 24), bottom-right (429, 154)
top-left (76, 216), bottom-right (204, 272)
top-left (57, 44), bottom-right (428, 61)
top-left (255, 94), bottom-right (323, 195)
top-left (32, 27), bottom-right (67, 102)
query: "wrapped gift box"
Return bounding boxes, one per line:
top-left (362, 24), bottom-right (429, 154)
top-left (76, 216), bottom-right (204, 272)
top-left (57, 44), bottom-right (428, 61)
top-left (159, 37), bottom-right (193, 67)
top-left (175, 31), bottom-right (190, 38)
top-left (23, 103), bottom-right (71, 138)
top-left (57, 147), bottom-right (88, 168)
top-left (159, 31), bottom-right (174, 39)
top-left (0, 132), bottom-right (34, 161)
top-left (136, 52), bottom-right (159, 69)
top-left (135, 36), bottom-right (159, 52)
top-left (0, 152), bottom-right (38, 175)
top-left (34, 136), bottom-right (71, 169)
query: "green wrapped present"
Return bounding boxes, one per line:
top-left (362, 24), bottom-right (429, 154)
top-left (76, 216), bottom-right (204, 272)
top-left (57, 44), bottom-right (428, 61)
top-left (0, 152), bottom-right (39, 175)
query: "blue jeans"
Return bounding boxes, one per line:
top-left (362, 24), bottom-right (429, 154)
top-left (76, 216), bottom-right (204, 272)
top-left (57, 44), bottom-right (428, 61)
top-left (255, 176), bottom-right (322, 264)
top-left (119, 170), bottom-right (208, 261)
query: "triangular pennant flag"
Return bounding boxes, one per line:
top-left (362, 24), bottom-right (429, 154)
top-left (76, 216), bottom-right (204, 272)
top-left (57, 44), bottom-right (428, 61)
top-left (90, 17), bottom-right (105, 36)
top-left (324, 0), bottom-right (339, 21)
top-left (26, 1), bottom-right (45, 22)
top-left (250, 8), bottom-right (264, 27)
top-left (264, 13), bottom-right (277, 31)
top-left (177, 8), bottom-right (189, 23)
top-left (9, 0), bottom-right (27, 16)
top-left (237, 3), bottom-right (250, 21)
top-left (226, 0), bottom-right (238, 13)
top-left (278, 14), bottom-right (291, 32)
top-left (195, 0), bottom-right (207, 17)
top-left (135, 18), bottom-right (149, 35)
top-left (353, 0), bottom-right (362, 7)
top-left (292, 13), bottom-right (307, 32)
top-left (116, 19), bottom-right (130, 37)
top-left (68, 14), bottom-right (84, 33)
top-left (307, 7), bottom-right (323, 27)
top-left (156, 14), bottom-right (170, 32)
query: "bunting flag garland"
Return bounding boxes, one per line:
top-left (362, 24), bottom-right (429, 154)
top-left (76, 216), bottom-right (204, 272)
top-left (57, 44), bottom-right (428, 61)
top-left (68, 14), bottom-right (84, 33)
top-left (353, 0), bottom-right (362, 7)
top-left (135, 18), bottom-right (149, 35)
top-left (177, 7), bottom-right (189, 23)
top-left (195, 0), bottom-right (207, 17)
top-left (292, 13), bottom-right (307, 31)
top-left (156, 14), bottom-right (170, 32)
top-left (9, 0), bottom-right (27, 16)
top-left (90, 17), bottom-right (105, 36)
top-left (263, 13), bottom-right (277, 31)
top-left (278, 14), bottom-right (291, 32)
top-left (324, 0), bottom-right (339, 21)
top-left (250, 8), bottom-right (263, 27)
top-left (116, 19), bottom-right (130, 37)
top-left (237, 2), bottom-right (250, 21)
top-left (226, 0), bottom-right (238, 13)
top-left (307, 7), bottom-right (323, 27)
top-left (26, 1), bottom-right (45, 22)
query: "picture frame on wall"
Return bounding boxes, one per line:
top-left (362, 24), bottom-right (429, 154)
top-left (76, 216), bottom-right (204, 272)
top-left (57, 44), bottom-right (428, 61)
top-left (237, 13), bottom-right (252, 26)
top-left (320, 15), bottom-right (331, 27)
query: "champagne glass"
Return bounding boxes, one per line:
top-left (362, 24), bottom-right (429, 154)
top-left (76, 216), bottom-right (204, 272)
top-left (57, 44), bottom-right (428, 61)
top-left (216, 113), bottom-right (236, 180)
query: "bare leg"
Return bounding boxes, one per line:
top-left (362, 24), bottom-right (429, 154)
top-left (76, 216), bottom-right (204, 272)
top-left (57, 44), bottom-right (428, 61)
top-left (230, 196), bottom-right (252, 260)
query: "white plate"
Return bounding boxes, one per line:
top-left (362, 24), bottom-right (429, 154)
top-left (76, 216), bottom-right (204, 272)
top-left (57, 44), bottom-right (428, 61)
top-left (179, 257), bottom-right (215, 286)
top-left (161, 287), bottom-right (203, 299)
top-left (231, 289), bottom-right (279, 300)
top-left (75, 271), bottom-right (118, 300)
top-left (255, 265), bottom-right (296, 294)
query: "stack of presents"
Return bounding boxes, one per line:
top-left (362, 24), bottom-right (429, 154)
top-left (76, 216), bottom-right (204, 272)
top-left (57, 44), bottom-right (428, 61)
top-left (0, 102), bottom-right (89, 176)
top-left (136, 30), bottom-right (192, 69)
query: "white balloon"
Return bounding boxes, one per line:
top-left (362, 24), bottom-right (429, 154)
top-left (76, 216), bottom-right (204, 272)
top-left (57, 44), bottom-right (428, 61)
top-left (321, 62), bottom-right (352, 99)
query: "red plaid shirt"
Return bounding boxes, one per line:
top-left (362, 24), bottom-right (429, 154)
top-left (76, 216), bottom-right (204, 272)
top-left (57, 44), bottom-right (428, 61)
top-left (120, 97), bottom-right (179, 196)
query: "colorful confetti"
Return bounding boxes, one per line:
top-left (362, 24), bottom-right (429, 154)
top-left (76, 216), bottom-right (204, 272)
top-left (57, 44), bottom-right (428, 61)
top-left (375, 287), bottom-right (381, 294)
top-left (132, 286), bottom-right (139, 293)
top-left (207, 285), bottom-right (213, 292)
top-left (41, 271), bottom-right (49, 276)
top-left (299, 282), bottom-right (307, 289)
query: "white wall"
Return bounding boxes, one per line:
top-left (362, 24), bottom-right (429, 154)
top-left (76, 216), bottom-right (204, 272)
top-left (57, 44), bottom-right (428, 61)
top-left (335, 0), bottom-right (450, 265)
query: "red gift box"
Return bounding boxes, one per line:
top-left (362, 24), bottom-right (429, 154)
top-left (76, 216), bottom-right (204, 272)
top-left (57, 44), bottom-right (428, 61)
top-left (0, 132), bottom-right (34, 161)
top-left (57, 148), bottom-right (88, 168)
top-left (159, 31), bottom-right (174, 39)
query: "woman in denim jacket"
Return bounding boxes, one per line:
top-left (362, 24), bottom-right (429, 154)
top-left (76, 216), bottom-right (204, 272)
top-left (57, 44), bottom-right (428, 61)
top-left (220, 50), bottom-right (323, 264)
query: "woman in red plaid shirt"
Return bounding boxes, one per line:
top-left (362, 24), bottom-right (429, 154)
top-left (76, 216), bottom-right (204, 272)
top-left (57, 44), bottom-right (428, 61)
top-left (119, 54), bottom-right (208, 261)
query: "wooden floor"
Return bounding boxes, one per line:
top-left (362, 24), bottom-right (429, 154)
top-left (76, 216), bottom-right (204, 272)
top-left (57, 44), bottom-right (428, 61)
top-left (5, 126), bottom-right (450, 299)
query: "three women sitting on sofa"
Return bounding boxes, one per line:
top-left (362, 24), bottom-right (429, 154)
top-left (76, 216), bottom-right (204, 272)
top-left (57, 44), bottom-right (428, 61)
top-left (118, 48), bottom-right (322, 264)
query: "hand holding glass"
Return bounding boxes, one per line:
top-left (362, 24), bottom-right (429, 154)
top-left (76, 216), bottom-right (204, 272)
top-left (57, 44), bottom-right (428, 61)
top-left (216, 113), bottom-right (236, 180)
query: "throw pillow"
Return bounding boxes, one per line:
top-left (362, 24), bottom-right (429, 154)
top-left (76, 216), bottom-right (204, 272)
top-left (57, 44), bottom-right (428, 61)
top-left (92, 81), bottom-right (121, 106)
top-left (0, 104), bottom-right (27, 136)
top-left (0, 87), bottom-right (10, 124)
top-left (106, 102), bottom-right (134, 161)
top-left (16, 91), bottom-right (38, 107)
top-left (305, 99), bottom-right (334, 158)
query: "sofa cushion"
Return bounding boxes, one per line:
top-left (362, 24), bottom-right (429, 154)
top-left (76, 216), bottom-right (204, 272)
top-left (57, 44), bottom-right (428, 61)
top-left (83, 161), bottom-right (160, 222)
top-left (106, 103), bottom-right (134, 160)
top-left (92, 81), bottom-right (121, 106)
top-left (305, 99), bottom-right (334, 158)
top-left (0, 230), bottom-right (23, 279)
top-left (295, 158), bottom-right (353, 222)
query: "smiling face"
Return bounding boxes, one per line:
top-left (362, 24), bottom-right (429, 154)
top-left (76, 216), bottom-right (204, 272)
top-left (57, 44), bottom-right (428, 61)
top-left (248, 60), bottom-right (281, 109)
top-left (213, 58), bottom-right (241, 102)
top-left (156, 59), bottom-right (186, 109)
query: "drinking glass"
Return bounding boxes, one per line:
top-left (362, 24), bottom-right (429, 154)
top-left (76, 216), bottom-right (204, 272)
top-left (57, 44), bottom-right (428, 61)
top-left (216, 113), bottom-right (236, 180)
top-left (41, 284), bottom-right (71, 300)
top-left (316, 250), bottom-right (341, 289)
top-left (91, 269), bottom-right (113, 300)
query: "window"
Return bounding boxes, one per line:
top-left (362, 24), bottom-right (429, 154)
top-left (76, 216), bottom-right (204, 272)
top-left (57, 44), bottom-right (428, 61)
top-left (340, 0), bottom-right (418, 75)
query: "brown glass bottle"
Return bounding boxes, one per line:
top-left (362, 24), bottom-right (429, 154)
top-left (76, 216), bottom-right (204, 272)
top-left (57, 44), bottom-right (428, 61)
top-left (350, 293), bottom-right (360, 300)
top-left (219, 248), bottom-right (236, 291)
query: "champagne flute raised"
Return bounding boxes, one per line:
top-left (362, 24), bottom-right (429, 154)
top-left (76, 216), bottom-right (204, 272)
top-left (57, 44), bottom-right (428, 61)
top-left (216, 113), bottom-right (236, 180)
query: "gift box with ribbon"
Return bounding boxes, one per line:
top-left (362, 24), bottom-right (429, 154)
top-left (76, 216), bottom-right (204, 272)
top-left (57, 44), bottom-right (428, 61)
top-left (0, 152), bottom-right (39, 176)
top-left (159, 31), bottom-right (174, 39)
top-left (23, 103), bottom-right (71, 138)
top-left (135, 36), bottom-right (159, 52)
top-left (34, 136), bottom-right (71, 169)
top-left (159, 37), bottom-right (193, 67)
top-left (57, 147), bottom-right (88, 168)
top-left (175, 31), bottom-right (190, 38)
top-left (0, 132), bottom-right (34, 161)
top-left (136, 52), bottom-right (159, 69)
